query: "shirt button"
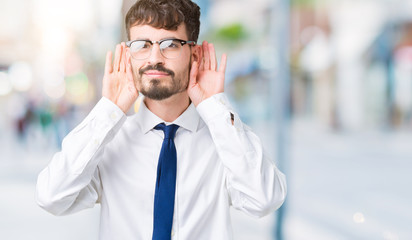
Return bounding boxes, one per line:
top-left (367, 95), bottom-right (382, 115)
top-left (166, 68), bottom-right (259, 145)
top-left (110, 112), bottom-right (117, 120)
top-left (93, 139), bottom-right (99, 146)
top-left (171, 229), bottom-right (175, 236)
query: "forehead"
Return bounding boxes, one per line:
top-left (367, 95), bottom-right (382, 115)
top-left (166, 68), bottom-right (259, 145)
top-left (129, 24), bottom-right (188, 40)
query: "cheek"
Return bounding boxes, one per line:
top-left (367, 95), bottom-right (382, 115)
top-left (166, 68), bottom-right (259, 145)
top-left (129, 61), bottom-right (143, 87)
top-left (130, 65), bottom-right (139, 83)
top-left (175, 59), bottom-right (191, 76)
top-left (174, 66), bottom-right (189, 82)
top-left (130, 59), bottom-right (144, 72)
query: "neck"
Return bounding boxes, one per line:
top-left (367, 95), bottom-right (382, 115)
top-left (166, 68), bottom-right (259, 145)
top-left (144, 92), bottom-right (191, 122)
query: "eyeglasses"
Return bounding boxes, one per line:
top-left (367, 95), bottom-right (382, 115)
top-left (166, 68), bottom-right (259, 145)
top-left (125, 38), bottom-right (196, 60)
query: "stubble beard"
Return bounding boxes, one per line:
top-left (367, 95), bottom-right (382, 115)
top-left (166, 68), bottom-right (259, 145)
top-left (134, 63), bottom-right (190, 101)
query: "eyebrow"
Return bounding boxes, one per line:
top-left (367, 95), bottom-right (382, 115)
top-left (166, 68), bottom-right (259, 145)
top-left (133, 38), bottom-right (151, 41)
top-left (132, 37), bottom-right (182, 42)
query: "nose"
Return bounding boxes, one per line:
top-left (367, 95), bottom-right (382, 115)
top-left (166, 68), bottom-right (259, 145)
top-left (147, 43), bottom-right (165, 65)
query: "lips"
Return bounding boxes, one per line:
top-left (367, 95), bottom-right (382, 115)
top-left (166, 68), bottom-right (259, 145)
top-left (139, 65), bottom-right (175, 77)
top-left (144, 71), bottom-right (170, 77)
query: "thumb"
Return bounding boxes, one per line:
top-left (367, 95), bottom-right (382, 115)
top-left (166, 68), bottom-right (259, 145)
top-left (189, 61), bottom-right (198, 89)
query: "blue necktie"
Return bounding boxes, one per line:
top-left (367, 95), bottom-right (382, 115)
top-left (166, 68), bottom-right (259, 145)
top-left (152, 123), bottom-right (179, 240)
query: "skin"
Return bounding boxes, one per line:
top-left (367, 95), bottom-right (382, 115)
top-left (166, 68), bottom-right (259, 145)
top-left (102, 23), bottom-right (227, 122)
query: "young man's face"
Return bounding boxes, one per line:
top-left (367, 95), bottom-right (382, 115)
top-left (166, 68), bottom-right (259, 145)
top-left (128, 24), bottom-right (197, 100)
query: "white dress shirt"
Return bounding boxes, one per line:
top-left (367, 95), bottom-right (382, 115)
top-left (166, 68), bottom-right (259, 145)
top-left (36, 93), bottom-right (286, 240)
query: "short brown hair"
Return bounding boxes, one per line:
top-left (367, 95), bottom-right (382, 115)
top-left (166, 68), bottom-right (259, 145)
top-left (125, 0), bottom-right (201, 42)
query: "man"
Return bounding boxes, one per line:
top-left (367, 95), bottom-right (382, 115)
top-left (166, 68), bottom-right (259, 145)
top-left (36, 0), bottom-right (287, 239)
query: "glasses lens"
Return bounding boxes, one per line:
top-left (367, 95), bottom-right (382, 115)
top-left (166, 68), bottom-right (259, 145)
top-left (160, 39), bottom-right (182, 59)
top-left (130, 41), bottom-right (152, 59)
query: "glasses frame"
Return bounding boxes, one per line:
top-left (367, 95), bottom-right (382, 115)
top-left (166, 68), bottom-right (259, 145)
top-left (125, 38), bottom-right (196, 60)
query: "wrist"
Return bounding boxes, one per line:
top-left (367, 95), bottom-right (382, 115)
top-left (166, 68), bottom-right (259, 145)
top-left (193, 92), bottom-right (223, 107)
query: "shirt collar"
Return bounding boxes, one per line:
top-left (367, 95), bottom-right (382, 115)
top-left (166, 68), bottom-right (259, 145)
top-left (135, 99), bottom-right (200, 134)
top-left (173, 103), bottom-right (199, 133)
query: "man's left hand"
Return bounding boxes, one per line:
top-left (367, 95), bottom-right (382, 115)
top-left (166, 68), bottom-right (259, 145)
top-left (188, 41), bottom-right (227, 107)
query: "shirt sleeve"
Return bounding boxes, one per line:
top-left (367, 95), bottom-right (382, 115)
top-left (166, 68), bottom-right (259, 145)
top-left (36, 97), bottom-right (126, 216)
top-left (196, 93), bottom-right (287, 218)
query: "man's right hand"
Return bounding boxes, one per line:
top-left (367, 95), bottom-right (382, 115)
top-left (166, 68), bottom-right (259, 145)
top-left (102, 42), bottom-right (138, 113)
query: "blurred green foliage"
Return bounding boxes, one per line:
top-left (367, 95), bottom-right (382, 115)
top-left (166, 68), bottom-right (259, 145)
top-left (291, 0), bottom-right (318, 6)
top-left (214, 23), bottom-right (248, 44)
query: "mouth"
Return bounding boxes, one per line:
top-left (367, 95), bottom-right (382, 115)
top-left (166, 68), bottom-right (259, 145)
top-left (143, 71), bottom-right (170, 78)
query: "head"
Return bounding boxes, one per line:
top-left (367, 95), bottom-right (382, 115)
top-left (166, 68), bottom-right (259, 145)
top-left (125, 0), bottom-right (200, 43)
top-left (125, 0), bottom-right (201, 101)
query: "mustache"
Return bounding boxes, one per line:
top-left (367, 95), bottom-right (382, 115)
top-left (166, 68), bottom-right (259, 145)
top-left (139, 64), bottom-right (175, 77)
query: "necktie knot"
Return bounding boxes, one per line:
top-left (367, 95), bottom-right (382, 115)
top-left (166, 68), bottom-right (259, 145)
top-left (155, 123), bottom-right (179, 139)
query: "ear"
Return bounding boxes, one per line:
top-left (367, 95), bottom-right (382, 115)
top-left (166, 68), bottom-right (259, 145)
top-left (191, 44), bottom-right (202, 64)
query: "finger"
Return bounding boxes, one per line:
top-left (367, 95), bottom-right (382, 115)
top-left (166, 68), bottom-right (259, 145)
top-left (105, 51), bottom-right (113, 74)
top-left (127, 63), bottom-right (137, 92)
top-left (197, 44), bottom-right (204, 71)
top-left (202, 41), bottom-right (210, 70)
top-left (114, 44), bottom-right (121, 72)
top-left (126, 51), bottom-right (134, 83)
top-left (219, 53), bottom-right (227, 74)
top-left (209, 43), bottom-right (217, 71)
top-left (119, 42), bottom-right (126, 73)
top-left (126, 62), bottom-right (134, 82)
top-left (189, 61), bottom-right (199, 89)
top-left (126, 49), bottom-right (131, 67)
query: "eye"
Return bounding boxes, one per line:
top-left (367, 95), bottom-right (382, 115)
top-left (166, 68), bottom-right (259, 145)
top-left (142, 41), bottom-right (152, 49)
top-left (168, 42), bottom-right (179, 48)
top-left (130, 41), bottom-right (151, 51)
top-left (160, 40), bottom-right (180, 49)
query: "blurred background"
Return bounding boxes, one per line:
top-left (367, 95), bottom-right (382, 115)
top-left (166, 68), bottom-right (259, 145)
top-left (1, 0), bottom-right (412, 239)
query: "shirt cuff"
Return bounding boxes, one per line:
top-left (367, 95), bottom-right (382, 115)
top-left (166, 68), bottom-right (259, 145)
top-left (74, 97), bottom-right (126, 134)
top-left (93, 97), bottom-right (126, 125)
top-left (196, 93), bottom-right (233, 124)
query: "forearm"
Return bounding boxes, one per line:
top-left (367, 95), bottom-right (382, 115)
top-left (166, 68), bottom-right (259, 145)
top-left (197, 93), bottom-right (287, 217)
top-left (36, 97), bottom-right (126, 215)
